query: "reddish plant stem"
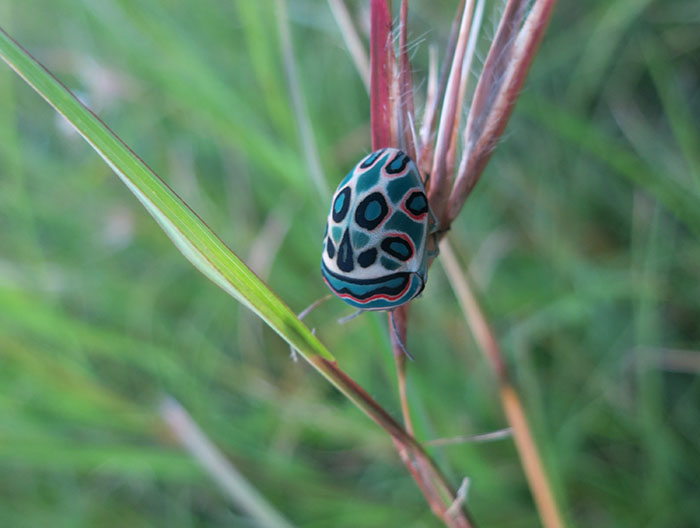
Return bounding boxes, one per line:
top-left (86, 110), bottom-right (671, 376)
top-left (428, 0), bottom-right (475, 227)
top-left (449, 0), bottom-right (557, 222)
top-left (370, 4), bottom-right (476, 524)
top-left (370, 0), bottom-right (395, 150)
top-left (419, 0), bottom-right (465, 171)
top-left (391, 306), bottom-right (414, 434)
top-left (313, 355), bottom-right (475, 527)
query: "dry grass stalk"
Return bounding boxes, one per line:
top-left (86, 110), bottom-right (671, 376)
top-left (439, 240), bottom-right (564, 528)
top-left (448, 0), bottom-right (558, 222)
top-left (427, 0), bottom-right (475, 221)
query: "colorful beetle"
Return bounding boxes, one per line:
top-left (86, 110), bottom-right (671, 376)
top-left (321, 148), bottom-right (435, 311)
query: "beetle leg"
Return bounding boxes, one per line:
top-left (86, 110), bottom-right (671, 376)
top-left (390, 310), bottom-right (415, 361)
top-left (337, 309), bottom-right (364, 324)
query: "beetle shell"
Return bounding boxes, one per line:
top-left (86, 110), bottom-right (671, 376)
top-left (321, 148), bottom-right (433, 310)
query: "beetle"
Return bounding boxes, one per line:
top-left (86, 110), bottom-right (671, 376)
top-left (321, 148), bottom-right (435, 312)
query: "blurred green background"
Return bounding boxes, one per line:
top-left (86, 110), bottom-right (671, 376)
top-left (1, 0), bottom-right (699, 526)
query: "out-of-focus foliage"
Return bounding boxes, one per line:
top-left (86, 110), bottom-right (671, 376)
top-left (1, 1), bottom-right (698, 526)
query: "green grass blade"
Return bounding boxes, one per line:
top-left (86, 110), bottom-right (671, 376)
top-left (0, 26), bottom-right (334, 365)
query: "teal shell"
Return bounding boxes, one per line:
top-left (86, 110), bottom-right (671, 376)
top-left (321, 148), bottom-right (434, 310)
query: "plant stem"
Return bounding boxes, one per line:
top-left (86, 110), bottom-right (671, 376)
top-left (312, 355), bottom-right (476, 527)
top-left (160, 397), bottom-right (296, 528)
top-left (369, 2), bottom-right (475, 524)
top-left (327, 0), bottom-right (370, 92)
top-left (439, 238), bottom-right (565, 528)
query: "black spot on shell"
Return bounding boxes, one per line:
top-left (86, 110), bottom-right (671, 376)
top-left (337, 230), bottom-right (354, 272)
top-left (355, 192), bottom-right (389, 230)
top-left (381, 236), bottom-right (413, 262)
top-left (360, 149), bottom-right (386, 168)
top-left (405, 191), bottom-right (428, 216)
top-left (326, 237), bottom-right (336, 259)
top-left (358, 248), bottom-right (378, 268)
top-left (385, 151), bottom-right (410, 174)
top-left (332, 187), bottom-right (352, 223)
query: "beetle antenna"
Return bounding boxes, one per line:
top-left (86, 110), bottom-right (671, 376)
top-left (390, 310), bottom-right (415, 361)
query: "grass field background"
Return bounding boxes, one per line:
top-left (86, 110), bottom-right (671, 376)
top-left (1, 1), bottom-right (699, 526)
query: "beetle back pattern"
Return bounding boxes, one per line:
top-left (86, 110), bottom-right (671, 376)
top-left (321, 148), bottom-right (434, 310)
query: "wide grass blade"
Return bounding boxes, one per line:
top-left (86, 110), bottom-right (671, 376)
top-left (0, 32), bottom-right (458, 503)
top-left (0, 26), bottom-right (334, 367)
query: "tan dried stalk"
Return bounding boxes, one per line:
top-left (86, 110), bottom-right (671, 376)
top-left (439, 240), bottom-right (565, 528)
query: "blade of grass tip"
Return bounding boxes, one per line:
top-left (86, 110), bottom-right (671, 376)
top-left (160, 397), bottom-right (296, 528)
top-left (419, 0), bottom-right (464, 153)
top-left (275, 0), bottom-right (329, 201)
top-left (428, 0), bottom-right (474, 227)
top-left (370, 0), bottom-right (394, 150)
top-left (439, 238), bottom-right (565, 528)
top-left (449, 0), bottom-right (556, 222)
top-left (328, 0), bottom-right (370, 92)
top-left (397, 0), bottom-right (416, 161)
top-left (446, 0), bottom-right (485, 177)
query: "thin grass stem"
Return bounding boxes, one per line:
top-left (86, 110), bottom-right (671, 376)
top-left (427, 0), bottom-right (475, 225)
top-left (327, 0), bottom-right (370, 91)
top-left (160, 396), bottom-right (296, 528)
top-left (446, 0), bottom-right (485, 177)
top-left (449, 0), bottom-right (557, 221)
top-left (419, 0), bottom-right (465, 163)
top-left (398, 0), bottom-right (417, 160)
top-left (275, 0), bottom-right (329, 201)
top-left (439, 238), bottom-right (565, 528)
top-left (426, 427), bottom-right (513, 447)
